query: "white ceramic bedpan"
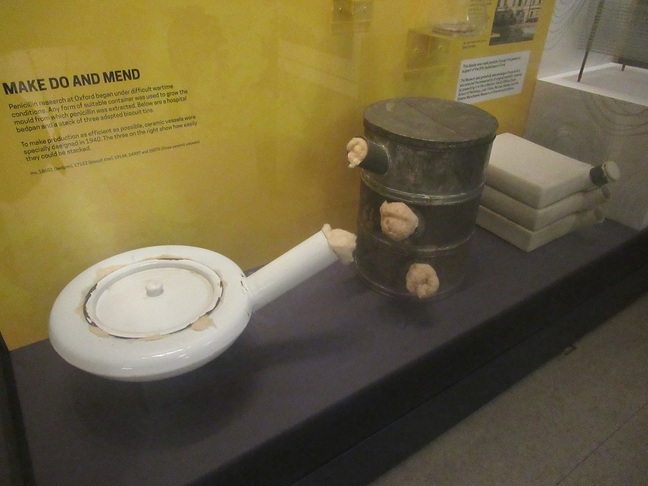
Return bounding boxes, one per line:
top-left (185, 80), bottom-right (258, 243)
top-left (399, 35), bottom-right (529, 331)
top-left (49, 225), bottom-right (355, 382)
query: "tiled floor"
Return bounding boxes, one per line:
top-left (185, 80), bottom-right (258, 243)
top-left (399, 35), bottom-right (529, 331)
top-left (370, 291), bottom-right (648, 486)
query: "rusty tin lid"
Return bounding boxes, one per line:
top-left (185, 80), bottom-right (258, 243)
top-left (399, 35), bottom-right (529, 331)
top-left (363, 97), bottom-right (498, 150)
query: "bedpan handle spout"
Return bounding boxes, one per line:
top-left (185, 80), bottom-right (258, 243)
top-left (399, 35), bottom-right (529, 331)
top-left (245, 225), bottom-right (356, 312)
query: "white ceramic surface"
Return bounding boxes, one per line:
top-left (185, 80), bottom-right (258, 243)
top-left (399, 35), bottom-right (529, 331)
top-left (49, 230), bottom-right (340, 381)
top-left (477, 206), bottom-right (604, 252)
top-left (246, 231), bottom-right (339, 312)
top-left (486, 133), bottom-right (608, 209)
top-left (84, 258), bottom-right (223, 339)
top-left (481, 185), bottom-right (610, 231)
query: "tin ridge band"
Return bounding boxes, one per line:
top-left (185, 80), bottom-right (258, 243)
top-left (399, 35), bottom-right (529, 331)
top-left (361, 171), bottom-right (485, 205)
top-left (353, 265), bottom-right (462, 301)
top-left (360, 228), bottom-right (473, 254)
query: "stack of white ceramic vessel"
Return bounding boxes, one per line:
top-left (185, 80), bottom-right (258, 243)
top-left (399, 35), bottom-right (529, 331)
top-left (477, 133), bottom-right (620, 252)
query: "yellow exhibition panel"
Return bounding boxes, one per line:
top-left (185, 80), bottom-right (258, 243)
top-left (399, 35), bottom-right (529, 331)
top-left (0, 0), bottom-right (554, 349)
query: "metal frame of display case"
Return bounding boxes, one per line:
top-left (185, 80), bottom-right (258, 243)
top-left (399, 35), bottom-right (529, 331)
top-left (579, 0), bottom-right (648, 81)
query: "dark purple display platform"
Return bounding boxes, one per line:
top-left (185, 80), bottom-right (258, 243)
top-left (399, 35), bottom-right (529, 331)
top-left (9, 222), bottom-right (648, 486)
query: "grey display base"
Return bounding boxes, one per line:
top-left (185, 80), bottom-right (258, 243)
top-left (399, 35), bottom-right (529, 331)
top-left (10, 222), bottom-right (648, 486)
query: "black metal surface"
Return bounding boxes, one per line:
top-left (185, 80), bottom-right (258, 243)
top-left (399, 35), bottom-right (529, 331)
top-left (363, 98), bottom-right (498, 150)
top-left (356, 97), bottom-right (497, 299)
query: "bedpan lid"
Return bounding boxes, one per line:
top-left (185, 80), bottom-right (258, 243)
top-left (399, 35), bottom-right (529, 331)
top-left (49, 245), bottom-right (252, 381)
